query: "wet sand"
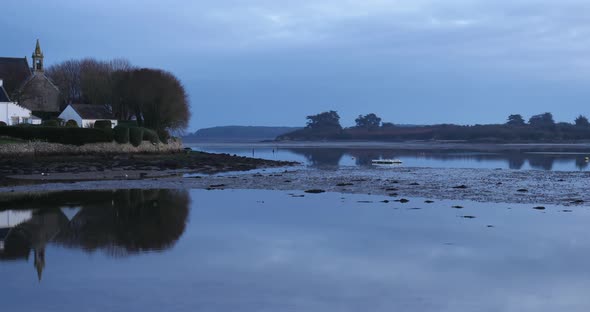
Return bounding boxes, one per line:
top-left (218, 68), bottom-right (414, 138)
top-left (1, 166), bottom-right (588, 206)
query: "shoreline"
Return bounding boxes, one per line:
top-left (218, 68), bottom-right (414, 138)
top-left (1, 166), bottom-right (588, 206)
top-left (185, 141), bottom-right (590, 151)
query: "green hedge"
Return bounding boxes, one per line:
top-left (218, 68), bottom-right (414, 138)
top-left (42, 120), bottom-right (60, 127)
top-left (113, 126), bottom-right (130, 144)
top-left (65, 120), bottom-right (79, 128)
top-left (0, 126), bottom-right (113, 146)
top-left (129, 127), bottom-right (144, 147)
top-left (142, 128), bottom-right (159, 144)
top-left (94, 120), bottom-right (112, 130)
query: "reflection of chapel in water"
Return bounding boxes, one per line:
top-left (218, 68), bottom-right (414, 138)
top-left (0, 189), bottom-right (189, 281)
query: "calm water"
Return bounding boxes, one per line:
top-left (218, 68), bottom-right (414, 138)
top-left (2, 189), bottom-right (589, 311)
top-left (189, 144), bottom-right (590, 171)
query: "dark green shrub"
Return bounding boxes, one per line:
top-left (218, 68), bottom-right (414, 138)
top-left (42, 120), bottom-right (60, 127)
top-left (142, 128), bottom-right (159, 144)
top-left (65, 119), bottom-right (79, 128)
top-left (113, 126), bottom-right (130, 144)
top-left (157, 129), bottom-right (169, 144)
top-left (0, 121), bottom-right (6, 127)
top-left (94, 120), bottom-right (113, 130)
top-left (129, 127), bottom-right (144, 147)
top-left (118, 120), bottom-right (138, 128)
top-left (0, 127), bottom-right (113, 146)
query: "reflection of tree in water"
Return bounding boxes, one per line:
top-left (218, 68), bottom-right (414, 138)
top-left (575, 157), bottom-right (589, 170)
top-left (288, 148), bottom-right (345, 167)
top-left (0, 189), bottom-right (190, 280)
top-left (54, 189), bottom-right (190, 256)
top-left (528, 156), bottom-right (554, 171)
top-left (507, 153), bottom-right (526, 170)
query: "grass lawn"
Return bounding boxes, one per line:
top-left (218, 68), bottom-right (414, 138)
top-left (0, 138), bottom-right (25, 144)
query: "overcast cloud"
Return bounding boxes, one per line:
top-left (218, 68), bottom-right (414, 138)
top-left (3, 0), bottom-right (590, 130)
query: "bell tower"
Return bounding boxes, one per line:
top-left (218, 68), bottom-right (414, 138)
top-left (32, 39), bottom-right (44, 73)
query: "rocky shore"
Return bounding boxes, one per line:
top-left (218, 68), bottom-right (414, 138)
top-left (1, 165), bottom-right (589, 206)
top-left (0, 150), bottom-right (298, 186)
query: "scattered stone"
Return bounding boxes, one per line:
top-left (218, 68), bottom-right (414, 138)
top-left (496, 182), bottom-right (503, 185)
top-left (357, 201), bottom-right (373, 203)
top-left (284, 180), bottom-right (292, 183)
top-left (562, 210), bottom-right (573, 213)
top-left (487, 225), bottom-right (494, 228)
top-left (517, 189), bottom-right (529, 192)
top-left (558, 179), bottom-right (565, 182)
top-left (388, 193), bottom-right (398, 197)
top-left (462, 215), bottom-right (476, 219)
top-left (305, 189), bottom-right (326, 194)
top-left (452, 205), bottom-right (464, 209)
top-left (424, 200), bottom-right (435, 204)
top-left (337, 183), bottom-right (354, 187)
top-left (408, 207), bottom-right (422, 210)
top-left (396, 198), bottom-right (410, 203)
top-left (385, 188), bottom-right (398, 191)
top-left (453, 185), bottom-right (468, 189)
top-left (571, 199), bottom-right (584, 204)
top-left (533, 206), bottom-right (546, 210)
top-left (409, 182), bottom-right (420, 186)
top-left (209, 184), bottom-right (226, 188)
top-left (381, 200), bottom-right (390, 203)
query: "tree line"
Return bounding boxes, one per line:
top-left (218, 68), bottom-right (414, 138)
top-left (277, 111), bottom-right (590, 142)
top-left (46, 58), bottom-right (190, 137)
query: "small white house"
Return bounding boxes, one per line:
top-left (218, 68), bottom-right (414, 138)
top-left (58, 104), bottom-right (118, 128)
top-left (0, 79), bottom-right (41, 125)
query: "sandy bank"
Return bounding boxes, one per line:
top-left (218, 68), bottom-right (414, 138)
top-left (1, 166), bottom-right (589, 206)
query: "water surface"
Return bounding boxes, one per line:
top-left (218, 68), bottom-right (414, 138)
top-left (189, 144), bottom-right (590, 171)
top-left (1, 189), bottom-right (589, 311)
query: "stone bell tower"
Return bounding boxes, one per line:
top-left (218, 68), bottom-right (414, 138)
top-left (32, 39), bottom-right (44, 73)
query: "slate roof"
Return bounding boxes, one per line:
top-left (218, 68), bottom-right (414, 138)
top-left (70, 104), bottom-right (116, 120)
top-left (0, 57), bottom-right (31, 96)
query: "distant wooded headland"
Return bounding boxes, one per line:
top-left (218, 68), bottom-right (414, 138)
top-left (276, 111), bottom-right (590, 143)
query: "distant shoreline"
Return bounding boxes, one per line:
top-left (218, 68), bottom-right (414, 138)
top-left (185, 141), bottom-right (590, 151)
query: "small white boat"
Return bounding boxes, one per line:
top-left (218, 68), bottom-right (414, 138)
top-left (372, 159), bottom-right (403, 165)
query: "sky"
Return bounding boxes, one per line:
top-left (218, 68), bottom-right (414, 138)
top-left (3, 0), bottom-right (590, 132)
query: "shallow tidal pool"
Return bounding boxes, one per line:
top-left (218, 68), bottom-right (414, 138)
top-left (1, 189), bottom-right (589, 311)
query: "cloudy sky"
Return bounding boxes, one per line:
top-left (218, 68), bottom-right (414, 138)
top-left (3, 0), bottom-right (590, 131)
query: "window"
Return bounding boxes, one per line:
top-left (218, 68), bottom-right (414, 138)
top-left (10, 117), bottom-right (19, 125)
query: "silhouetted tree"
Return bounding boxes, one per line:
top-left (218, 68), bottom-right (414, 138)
top-left (113, 68), bottom-right (190, 134)
top-left (529, 113), bottom-right (555, 128)
top-left (355, 113), bottom-right (382, 130)
top-left (575, 115), bottom-right (590, 127)
top-left (381, 122), bottom-right (396, 128)
top-left (506, 114), bottom-right (526, 126)
top-left (306, 111), bottom-right (342, 130)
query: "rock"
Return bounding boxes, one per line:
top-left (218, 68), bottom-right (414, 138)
top-left (385, 188), bottom-right (398, 191)
top-left (487, 225), bottom-right (494, 228)
top-left (357, 201), bottom-right (373, 203)
top-left (571, 199), bottom-right (584, 204)
top-left (305, 189), bottom-right (326, 194)
top-left (381, 200), bottom-right (390, 203)
top-left (453, 185), bottom-right (468, 189)
top-left (209, 184), bottom-right (226, 188)
top-left (396, 198), bottom-right (410, 203)
top-left (452, 205), bottom-right (464, 209)
top-left (409, 182), bottom-right (420, 186)
top-left (337, 183), bottom-right (354, 187)
top-left (388, 193), bottom-right (398, 197)
top-left (517, 189), bottom-right (528, 192)
top-left (533, 206), bottom-right (546, 210)
top-left (462, 215), bottom-right (476, 219)
top-left (562, 210), bottom-right (573, 213)
top-left (425, 200), bottom-right (435, 204)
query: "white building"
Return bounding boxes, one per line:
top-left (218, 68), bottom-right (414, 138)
top-left (0, 79), bottom-right (41, 125)
top-left (58, 104), bottom-right (118, 128)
